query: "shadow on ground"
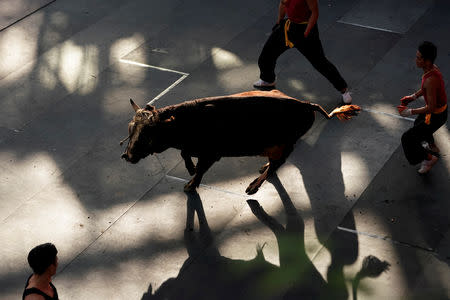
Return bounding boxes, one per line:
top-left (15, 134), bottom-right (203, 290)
top-left (142, 177), bottom-right (388, 300)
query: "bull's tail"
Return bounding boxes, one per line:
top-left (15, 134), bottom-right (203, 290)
top-left (312, 103), bottom-right (361, 121)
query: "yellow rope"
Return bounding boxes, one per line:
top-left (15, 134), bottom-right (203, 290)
top-left (284, 19), bottom-right (294, 48)
top-left (284, 19), bottom-right (309, 48)
top-left (425, 104), bottom-right (447, 124)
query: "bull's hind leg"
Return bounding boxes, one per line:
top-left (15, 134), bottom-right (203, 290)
top-left (181, 150), bottom-right (196, 176)
top-left (184, 156), bottom-right (218, 192)
top-left (259, 162), bottom-right (270, 174)
top-left (246, 144), bottom-right (293, 195)
top-left (246, 159), bottom-right (283, 195)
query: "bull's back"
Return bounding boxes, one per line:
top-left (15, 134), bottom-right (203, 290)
top-left (171, 94), bottom-right (315, 156)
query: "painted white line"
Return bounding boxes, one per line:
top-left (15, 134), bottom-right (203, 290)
top-left (165, 174), bottom-right (248, 198)
top-left (148, 74), bottom-right (189, 105)
top-left (119, 58), bottom-right (189, 75)
top-left (337, 20), bottom-right (402, 34)
top-left (337, 226), bottom-right (434, 252)
top-left (119, 58), bottom-right (190, 105)
top-left (362, 107), bottom-right (415, 122)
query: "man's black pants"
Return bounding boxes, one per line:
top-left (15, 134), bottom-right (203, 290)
top-left (257, 19), bottom-right (347, 91)
top-left (401, 109), bottom-right (447, 165)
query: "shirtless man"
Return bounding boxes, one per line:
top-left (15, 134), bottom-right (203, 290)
top-left (23, 243), bottom-right (59, 300)
top-left (398, 41), bottom-right (448, 174)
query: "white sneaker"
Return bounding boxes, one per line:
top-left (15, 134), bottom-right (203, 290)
top-left (417, 155), bottom-right (438, 174)
top-left (342, 91), bottom-right (352, 104)
top-left (422, 141), bottom-right (440, 154)
top-left (253, 79), bottom-right (275, 88)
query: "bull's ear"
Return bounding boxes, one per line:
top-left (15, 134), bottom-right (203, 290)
top-left (145, 104), bottom-right (156, 111)
top-left (130, 99), bottom-right (140, 112)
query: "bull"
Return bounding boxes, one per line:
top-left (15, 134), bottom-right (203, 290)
top-left (120, 90), bottom-right (360, 194)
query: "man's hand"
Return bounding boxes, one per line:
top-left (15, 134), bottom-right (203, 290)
top-left (400, 94), bottom-right (417, 106)
top-left (304, 28), bottom-right (311, 37)
top-left (397, 105), bottom-right (413, 117)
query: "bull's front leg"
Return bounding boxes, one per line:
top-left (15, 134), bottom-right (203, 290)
top-left (181, 150), bottom-right (196, 176)
top-left (184, 156), bottom-right (217, 192)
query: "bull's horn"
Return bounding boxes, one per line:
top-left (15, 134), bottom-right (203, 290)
top-left (130, 99), bottom-right (140, 112)
top-left (145, 104), bottom-right (156, 111)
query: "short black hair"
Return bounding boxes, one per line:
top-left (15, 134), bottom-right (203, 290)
top-left (27, 243), bottom-right (58, 275)
top-left (418, 41), bottom-right (437, 63)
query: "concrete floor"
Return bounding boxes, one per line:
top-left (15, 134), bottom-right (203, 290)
top-left (1, 0), bottom-right (449, 299)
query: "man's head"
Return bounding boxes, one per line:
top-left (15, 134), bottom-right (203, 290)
top-left (27, 243), bottom-right (58, 275)
top-left (416, 41), bottom-right (437, 67)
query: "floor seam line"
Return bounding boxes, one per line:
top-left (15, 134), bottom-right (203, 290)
top-left (57, 170), bottom-right (170, 276)
top-left (337, 226), bottom-right (435, 253)
top-left (0, 0), bottom-right (56, 33)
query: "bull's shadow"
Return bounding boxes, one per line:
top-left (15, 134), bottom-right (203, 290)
top-left (141, 181), bottom-right (384, 300)
top-left (141, 191), bottom-right (278, 300)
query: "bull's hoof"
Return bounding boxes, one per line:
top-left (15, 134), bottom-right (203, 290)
top-left (246, 186), bottom-right (259, 195)
top-left (245, 180), bottom-right (260, 195)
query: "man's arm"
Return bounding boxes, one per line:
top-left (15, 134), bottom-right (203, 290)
top-left (413, 89), bottom-right (424, 99)
top-left (276, 0), bottom-right (288, 24)
top-left (304, 0), bottom-right (319, 37)
top-left (400, 88), bottom-right (422, 105)
top-left (412, 77), bottom-right (438, 114)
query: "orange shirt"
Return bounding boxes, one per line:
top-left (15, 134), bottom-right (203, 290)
top-left (285, 0), bottom-right (311, 23)
top-left (421, 66), bottom-right (447, 109)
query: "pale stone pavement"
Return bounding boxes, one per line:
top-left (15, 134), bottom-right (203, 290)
top-left (1, 0), bottom-right (449, 299)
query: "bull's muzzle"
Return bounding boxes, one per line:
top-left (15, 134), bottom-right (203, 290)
top-left (121, 152), bottom-right (139, 164)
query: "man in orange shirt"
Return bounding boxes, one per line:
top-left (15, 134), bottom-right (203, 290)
top-left (253, 0), bottom-right (352, 104)
top-left (398, 41), bottom-right (448, 174)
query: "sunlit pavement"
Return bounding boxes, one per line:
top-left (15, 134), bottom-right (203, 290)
top-left (1, 0), bottom-right (449, 299)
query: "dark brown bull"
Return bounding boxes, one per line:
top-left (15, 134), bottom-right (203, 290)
top-left (121, 90), bottom-right (360, 194)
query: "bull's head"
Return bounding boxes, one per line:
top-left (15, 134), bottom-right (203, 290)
top-left (120, 99), bottom-right (173, 164)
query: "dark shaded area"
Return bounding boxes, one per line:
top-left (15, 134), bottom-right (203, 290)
top-left (141, 191), bottom-right (279, 300)
top-left (0, 0), bottom-right (55, 33)
top-left (350, 144), bottom-right (450, 298)
top-left (142, 179), bottom-right (387, 300)
top-left (351, 255), bottom-right (390, 300)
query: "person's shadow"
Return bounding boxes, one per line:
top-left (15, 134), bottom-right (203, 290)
top-left (249, 175), bottom-right (390, 300)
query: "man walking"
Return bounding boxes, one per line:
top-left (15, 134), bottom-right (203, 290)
top-left (398, 41), bottom-right (448, 174)
top-left (253, 0), bottom-right (352, 104)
